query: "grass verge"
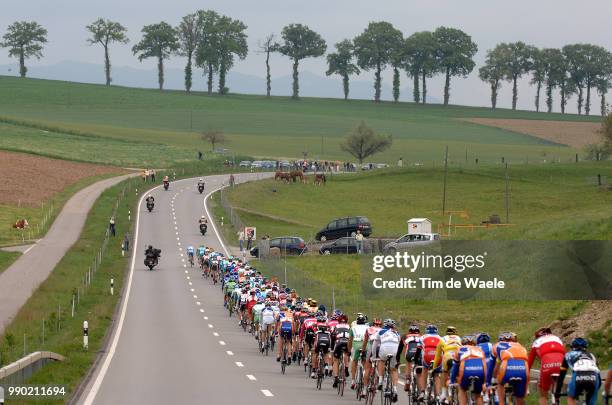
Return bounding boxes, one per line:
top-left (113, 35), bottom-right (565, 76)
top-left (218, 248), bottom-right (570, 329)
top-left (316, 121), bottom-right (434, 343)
top-left (0, 251), bottom-right (20, 275)
top-left (0, 177), bottom-right (140, 404)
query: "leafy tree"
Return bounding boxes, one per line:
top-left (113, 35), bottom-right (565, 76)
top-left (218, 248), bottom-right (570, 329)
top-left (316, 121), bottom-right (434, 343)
top-left (530, 47), bottom-right (547, 112)
top-left (177, 13), bottom-right (202, 93)
top-left (479, 48), bottom-right (504, 109)
top-left (1, 21), bottom-right (47, 78)
top-left (214, 16), bottom-right (248, 95)
top-left (432, 26), bottom-right (478, 106)
top-left (195, 10), bottom-right (221, 95)
top-left (201, 128), bottom-right (226, 151)
top-left (541, 48), bottom-right (565, 113)
top-left (326, 39), bottom-right (360, 100)
top-left (276, 24), bottom-right (326, 99)
top-left (86, 18), bottom-right (129, 86)
top-left (594, 52), bottom-right (612, 116)
top-left (132, 22), bottom-right (179, 91)
top-left (390, 45), bottom-right (404, 103)
top-left (563, 44), bottom-right (589, 115)
top-left (258, 34), bottom-right (276, 97)
top-left (353, 21), bottom-right (403, 102)
top-left (340, 121), bottom-right (392, 164)
top-left (494, 42), bottom-right (534, 110)
top-left (404, 31), bottom-right (437, 104)
top-left (582, 45), bottom-right (611, 116)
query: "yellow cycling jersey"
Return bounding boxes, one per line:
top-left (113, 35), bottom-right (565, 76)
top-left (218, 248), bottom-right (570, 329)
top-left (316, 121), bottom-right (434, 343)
top-left (433, 334), bottom-right (462, 369)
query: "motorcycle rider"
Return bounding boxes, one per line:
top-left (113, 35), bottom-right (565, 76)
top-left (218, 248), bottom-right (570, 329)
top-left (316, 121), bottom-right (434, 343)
top-left (144, 245), bottom-right (161, 267)
top-left (197, 178), bottom-right (205, 189)
top-left (146, 194), bottom-right (155, 204)
top-left (199, 216), bottom-right (208, 234)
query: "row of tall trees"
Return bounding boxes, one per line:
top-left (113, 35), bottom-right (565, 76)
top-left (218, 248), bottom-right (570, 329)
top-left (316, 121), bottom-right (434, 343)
top-left (2, 17), bottom-right (611, 114)
top-left (479, 42), bottom-right (612, 116)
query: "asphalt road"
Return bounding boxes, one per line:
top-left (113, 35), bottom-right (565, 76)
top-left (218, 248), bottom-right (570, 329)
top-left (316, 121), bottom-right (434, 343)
top-left (0, 174), bottom-right (135, 334)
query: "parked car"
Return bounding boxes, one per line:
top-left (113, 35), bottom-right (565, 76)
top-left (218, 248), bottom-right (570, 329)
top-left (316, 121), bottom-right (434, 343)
top-left (319, 237), bottom-right (361, 255)
top-left (251, 160), bottom-right (264, 168)
top-left (239, 160), bottom-right (252, 167)
top-left (250, 236), bottom-right (307, 257)
top-left (375, 163), bottom-right (389, 169)
top-left (279, 160), bottom-right (291, 169)
top-left (315, 216), bottom-right (372, 241)
top-left (383, 233), bottom-right (440, 254)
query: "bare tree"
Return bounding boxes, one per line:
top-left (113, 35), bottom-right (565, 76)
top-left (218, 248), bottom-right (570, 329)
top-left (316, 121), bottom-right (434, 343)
top-left (257, 34), bottom-right (276, 97)
top-left (201, 128), bottom-right (226, 151)
top-left (340, 122), bottom-right (392, 164)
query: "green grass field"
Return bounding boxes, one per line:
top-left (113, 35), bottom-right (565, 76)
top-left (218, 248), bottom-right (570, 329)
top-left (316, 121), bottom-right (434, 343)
top-left (0, 251), bottom-right (20, 275)
top-left (0, 76), bottom-right (599, 167)
top-left (223, 164), bottom-right (612, 241)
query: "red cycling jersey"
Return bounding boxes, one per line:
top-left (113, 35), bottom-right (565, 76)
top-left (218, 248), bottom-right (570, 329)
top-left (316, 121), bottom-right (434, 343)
top-left (421, 333), bottom-right (442, 365)
top-left (528, 334), bottom-right (565, 391)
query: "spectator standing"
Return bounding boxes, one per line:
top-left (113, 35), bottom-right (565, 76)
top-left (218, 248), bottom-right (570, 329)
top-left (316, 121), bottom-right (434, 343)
top-left (247, 232), bottom-right (253, 251)
top-left (109, 216), bottom-right (116, 237)
top-left (398, 157), bottom-right (403, 167)
top-left (238, 229), bottom-right (245, 252)
top-left (151, 169), bottom-right (156, 182)
top-left (198, 151), bottom-right (203, 160)
top-left (355, 229), bottom-right (364, 254)
top-left (123, 232), bottom-right (130, 252)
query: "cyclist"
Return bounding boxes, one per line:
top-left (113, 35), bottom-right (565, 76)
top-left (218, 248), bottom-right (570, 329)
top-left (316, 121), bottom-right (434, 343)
top-left (277, 305), bottom-right (294, 364)
top-left (197, 245), bottom-right (206, 267)
top-left (372, 318), bottom-right (401, 403)
top-left (260, 302), bottom-right (276, 353)
top-left (493, 332), bottom-right (529, 405)
top-left (302, 311), bottom-right (318, 369)
top-left (349, 313), bottom-right (369, 389)
top-left (554, 337), bottom-right (601, 405)
top-left (401, 324), bottom-right (425, 398)
top-left (476, 332), bottom-right (495, 402)
top-left (450, 335), bottom-right (486, 405)
top-left (332, 314), bottom-right (351, 388)
top-left (252, 298), bottom-right (265, 338)
top-left (361, 318), bottom-right (383, 399)
top-left (421, 325), bottom-right (443, 400)
top-left (186, 245), bottom-right (195, 266)
top-left (528, 327), bottom-right (566, 405)
top-left (433, 326), bottom-right (462, 403)
top-left (311, 316), bottom-right (332, 379)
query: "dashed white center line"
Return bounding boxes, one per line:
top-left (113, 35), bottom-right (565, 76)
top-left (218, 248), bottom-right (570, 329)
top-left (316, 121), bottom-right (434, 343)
top-left (246, 374), bottom-right (256, 381)
top-left (188, 282), bottom-right (192, 286)
top-left (213, 332), bottom-right (219, 337)
top-left (204, 316), bottom-right (208, 319)
top-left (226, 351), bottom-right (234, 356)
top-left (219, 341), bottom-right (226, 346)
top-left (193, 295), bottom-right (197, 298)
top-left (199, 309), bottom-right (204, 313)
top-left (208, 324), bottom-right (213, 328)
top-left (261, 390), bottom-right (273, 397)
top-left (184, 270), bottom-right (188, 274)
top-left (186, 276), bottom-right (190, 280)
top-left (190, 288), bottom-right (195, 292)
top-left (235, 362), bottom-right (244, 367)
top-left (196, 301), bottom-right (201, 306)
top-left (176, 237), bottom-right (180, 241)
top-left (177, 242), bottom-right (181, 246)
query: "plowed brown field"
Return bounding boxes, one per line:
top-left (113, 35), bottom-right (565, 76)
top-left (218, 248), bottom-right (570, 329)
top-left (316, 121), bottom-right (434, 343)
top-left (463, 118), bottom-right (601, 148)
top-left (0, 151), bottom-right (122, 206)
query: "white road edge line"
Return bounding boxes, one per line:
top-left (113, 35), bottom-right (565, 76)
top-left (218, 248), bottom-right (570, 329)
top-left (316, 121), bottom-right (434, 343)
top-left (23, 244), bottom-right (36, 255)
top-left (246, 374), bottom-right (256, 381)
top-left (261, 389), bottom-right (273, 397)
top-left (82, 182), bottom-right (162, 405)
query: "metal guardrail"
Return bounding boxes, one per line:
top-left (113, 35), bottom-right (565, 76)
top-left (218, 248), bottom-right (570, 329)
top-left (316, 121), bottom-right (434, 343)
top-left (0, 351), bottom-right (65, 386)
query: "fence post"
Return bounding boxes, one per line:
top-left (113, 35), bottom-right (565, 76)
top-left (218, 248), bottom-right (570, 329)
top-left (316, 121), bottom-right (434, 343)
top-left (83, 321), bottom-right (89, 350)
top-left (110, 278), bottom-right (114, 295)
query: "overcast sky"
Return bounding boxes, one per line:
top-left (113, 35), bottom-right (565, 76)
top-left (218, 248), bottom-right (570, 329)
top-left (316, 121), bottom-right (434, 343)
top-left (2, 0), bottom-right (612, 112)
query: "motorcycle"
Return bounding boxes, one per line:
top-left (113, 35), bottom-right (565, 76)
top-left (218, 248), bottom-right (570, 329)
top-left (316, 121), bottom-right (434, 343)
top-left (146, 201), bottom-right (154, 212)
top-left (163, 181), bottom-right (169, 191)
top-left (197, 184), bottom-right (205, 194)
top-left (144, 255), bottom-right (159, 270)
top-left (199, 223), bottom-right (208, 236)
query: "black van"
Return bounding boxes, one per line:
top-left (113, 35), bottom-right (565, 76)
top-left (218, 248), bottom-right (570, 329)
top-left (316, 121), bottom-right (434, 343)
top-left (315, 216), bottom-right (372, 241)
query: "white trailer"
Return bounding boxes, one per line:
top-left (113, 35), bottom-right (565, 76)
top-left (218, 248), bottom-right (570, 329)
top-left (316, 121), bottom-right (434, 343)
top-left (407, 218), bottom-right (432, 235)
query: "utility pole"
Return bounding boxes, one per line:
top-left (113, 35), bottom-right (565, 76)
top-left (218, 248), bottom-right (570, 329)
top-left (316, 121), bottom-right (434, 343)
top-left (442, 146), bottom-right (449, 215)
top-left (504, 163), bottom-right (510, 223)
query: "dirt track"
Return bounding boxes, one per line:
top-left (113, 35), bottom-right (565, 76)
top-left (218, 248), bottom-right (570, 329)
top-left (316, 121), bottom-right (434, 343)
top-left (463, 118), bottom-right (601, 148)
top-left (0, 150), bottom-right (122, 207)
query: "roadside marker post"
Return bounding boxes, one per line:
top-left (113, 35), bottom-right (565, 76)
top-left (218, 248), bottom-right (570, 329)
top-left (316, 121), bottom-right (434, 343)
top-left (83, 321), bottom-right (89, 350)
top-left (110, 278), bottom-right (114, 296)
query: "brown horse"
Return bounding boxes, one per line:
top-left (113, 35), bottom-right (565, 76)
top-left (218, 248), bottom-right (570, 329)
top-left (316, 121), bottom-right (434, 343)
top-left (314, 173), bottom-right (326, 186)
top-left (275, 171), bottom-right (291, 183)
top-left (290, 170), bottom-right (305, 183)
top-left (13, 218), bottom-right (29, 229)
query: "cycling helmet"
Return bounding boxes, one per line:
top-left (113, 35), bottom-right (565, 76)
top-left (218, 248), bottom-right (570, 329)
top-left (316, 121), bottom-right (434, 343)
top-left (333, 309), bottom-right (343, 316)
top-left (285, 288), bottom-right (291, 294)
top-left (338, 314), bottom-right (348, 323)
top-left (201, 215), bottom-right (205, 219)
top-left (409, 324), bottom-right (420, 334)
top-left (476, 333), bottom-right (491, 344)
top-left (534, 327), bottom-right (552, 339)
top-left (426, 324), bottom-right (438, 335)
top-left (570, 337), bottom-right (588, 351)
top-left (316, 315), bottom-right (327, 323)
top-left (384, 319), bottom-right (396, 328)
top-left (446, 326), bottom-right (457, 335)
top-left (311, 300), bottom-right (318, 306)
top-left (199, 178), bottom-right (203, 182)
top-left (461, 335), bottom-right (476, 345)
top-left (356, 314), bottom-right (367, 325)
top-left (318, 304), bottom-right (326, 313)
top-left (372, 318), bottom-right (383, 327)
top-left (498, 331), bottom-right (516, 342)
top-left (265, 302), bottom-right (271, 308)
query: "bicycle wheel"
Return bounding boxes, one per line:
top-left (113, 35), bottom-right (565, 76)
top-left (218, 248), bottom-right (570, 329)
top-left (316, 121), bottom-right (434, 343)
top-left (339, 363), bottom-right (346, 396)
top-left (281, 346), bottom-right (287, 374)
top-left (356, 365), bottom-right (364, 401)
top-left (317, 357), bottom-right (324, 390)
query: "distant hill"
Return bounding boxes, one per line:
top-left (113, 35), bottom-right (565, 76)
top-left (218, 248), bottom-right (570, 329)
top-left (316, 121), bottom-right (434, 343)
top-left (0, 60), bottom-right (441, 103)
